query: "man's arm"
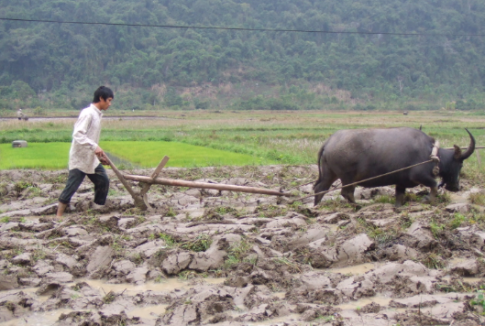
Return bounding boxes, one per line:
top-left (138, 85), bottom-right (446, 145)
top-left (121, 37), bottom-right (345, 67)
top-left (72, 113), bottom-right (97, 149)
top-left (73, 111), bottom-right (110, 164)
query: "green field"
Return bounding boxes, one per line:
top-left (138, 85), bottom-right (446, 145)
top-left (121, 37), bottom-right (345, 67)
top-left (0, 141), bottom-right (270, 170)
top-left (101, 141), bottom-right (272, 168)
top-left (0, 143), bottom-right (71, 170)
top-left (1, 110), bottom-right (485, 183)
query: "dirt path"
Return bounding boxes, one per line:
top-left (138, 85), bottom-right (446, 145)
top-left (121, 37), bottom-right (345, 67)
top-left (0, 165), bottom-right (484, 326)
top-left (0, 116), bottom-right (177, 122)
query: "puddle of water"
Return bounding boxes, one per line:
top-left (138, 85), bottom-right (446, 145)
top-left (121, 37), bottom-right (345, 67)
top-left (0, 301), bottom-right (169, 326)
top-left (0, 309), bottom-right (72, 326)
top-left (442, 275), bottom-right (483, 283)
top-left (0, 302), bottom-right (169, 325)
top-left (0, 277), bottom-right (226, 325)
top-left (450, 194), bottom-right (468, 204)
top-left (328, 225), bottom-right (339, 232)
top-left (449, 257), bottom-right (468, 264)
top-left (81, 277), bottom-right (226, 296)
top-left (127, 304), bottom-right (168, 319)
top-left (202, 278), bottom-right (227, 285)
top-left (226, 312), bottom-right (301, 326)
top-left (327, 263), bottom-right (378, 276)
top-left (337, 295), bottom-right (392, 310)
top-left (272, 292), bottom-right (286, 299)
top-left (462, 277), bottom-right (483, 283)
top-left (246, 314), bottom-right (302, 325)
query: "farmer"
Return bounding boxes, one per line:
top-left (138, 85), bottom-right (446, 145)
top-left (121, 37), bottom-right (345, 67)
top-left (56, 86), bottom-right (114, 218)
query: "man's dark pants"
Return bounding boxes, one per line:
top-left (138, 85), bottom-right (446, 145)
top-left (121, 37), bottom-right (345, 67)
top-left (59, 164), bottom-right (109, 205)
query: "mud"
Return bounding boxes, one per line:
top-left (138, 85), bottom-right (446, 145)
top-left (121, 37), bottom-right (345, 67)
top-left (1, 165), bottom-right (485, 325)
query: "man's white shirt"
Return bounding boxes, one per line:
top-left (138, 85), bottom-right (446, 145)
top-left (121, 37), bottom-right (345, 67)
top-left (68, 104), bottom-right (103, 174)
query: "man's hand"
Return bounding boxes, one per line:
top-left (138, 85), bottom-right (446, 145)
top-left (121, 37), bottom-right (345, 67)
top-left (95, 146), bottom-right (110, 165)
top-left (94, 146), bottom-right (104, 156)
top-left (99, 154), bottom-right (110, 166)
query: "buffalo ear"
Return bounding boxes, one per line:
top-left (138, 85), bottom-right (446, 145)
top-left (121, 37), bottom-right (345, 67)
top-left (453, 145), bottom-right (462, 160)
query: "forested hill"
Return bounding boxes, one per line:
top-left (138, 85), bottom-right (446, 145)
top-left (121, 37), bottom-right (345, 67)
top-left (1, 0), bottom-right (485, 110)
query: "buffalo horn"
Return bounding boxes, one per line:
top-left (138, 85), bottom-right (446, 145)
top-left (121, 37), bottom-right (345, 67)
top-left (459, 128), bottom-right (475, 161)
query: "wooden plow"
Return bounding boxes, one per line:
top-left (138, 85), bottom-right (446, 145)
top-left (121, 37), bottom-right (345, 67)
top-left (103, 155), bottom-right (294, 211)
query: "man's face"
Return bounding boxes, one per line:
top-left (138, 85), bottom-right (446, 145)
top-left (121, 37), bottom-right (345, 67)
top-left (99, 97), bottom-right (113, 111)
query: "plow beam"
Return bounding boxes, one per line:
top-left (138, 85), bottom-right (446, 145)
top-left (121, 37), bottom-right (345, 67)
top-left (123, 174), bottom-right (293, 197)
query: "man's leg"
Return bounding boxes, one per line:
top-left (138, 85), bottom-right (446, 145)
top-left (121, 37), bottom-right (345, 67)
top-left (57, 169), bottom-right (86, 217)
top-left (87, 164), bottom-right (110, 205)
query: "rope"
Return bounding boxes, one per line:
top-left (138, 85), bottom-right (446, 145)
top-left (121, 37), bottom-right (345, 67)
top-left (293, 179), bottom-right (339, 189)
top-left (293, 159), bottom-right (435, 203)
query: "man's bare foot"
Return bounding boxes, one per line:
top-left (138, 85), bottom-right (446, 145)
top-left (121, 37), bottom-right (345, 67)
top-left (57, 202), bottom-right (68, 217)
top-left (40, 215), bottom-right (63, 223)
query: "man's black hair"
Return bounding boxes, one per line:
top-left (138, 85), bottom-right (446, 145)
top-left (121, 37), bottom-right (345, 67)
top-left (93, 86), bottom-right (114, 103)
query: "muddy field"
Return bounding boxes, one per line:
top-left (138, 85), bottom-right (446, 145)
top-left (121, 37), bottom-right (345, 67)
top-left (1, 165), bottom-right (485, 326)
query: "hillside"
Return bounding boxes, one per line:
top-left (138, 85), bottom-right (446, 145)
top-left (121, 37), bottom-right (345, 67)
top-left (1, 0), bottom-right (485, 110)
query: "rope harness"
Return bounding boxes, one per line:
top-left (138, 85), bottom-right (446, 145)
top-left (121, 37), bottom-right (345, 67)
top-left (430, 140), bottom-right (440, 176)
top-left (293, 140), bottom-right (441, 203)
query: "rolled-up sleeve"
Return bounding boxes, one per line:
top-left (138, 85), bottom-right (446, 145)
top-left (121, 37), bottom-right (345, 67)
top-left (72, 113), bottom-right (97, 152)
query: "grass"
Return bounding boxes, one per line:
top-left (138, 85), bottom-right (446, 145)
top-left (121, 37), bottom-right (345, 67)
top-left (0, 141), bottom-right (271, 169)
top-left (0, 143), bottom-right (70, 169)
top-left (422, 253), bottom-right (445, 269)
top-left (449, 213), bottom-right (467, 229)
top-left (180, 234), bottom-right (212, 252)
top-left (470, 290), bottom-right (485, 315)
top-left (223, 238), bottom-right (252, 269)
top-left (1, 110), bottom-right (485, 184)
top-left (430, 220), bottom-right (445, 238)
top-left (0, 216), bottom-right (10, 223)
top-left (159, 233), bottom-right (176, 248)
top-left (101, 141), bottom-right (270, 167)
top-left (469, 192), bottom-right (485, 206)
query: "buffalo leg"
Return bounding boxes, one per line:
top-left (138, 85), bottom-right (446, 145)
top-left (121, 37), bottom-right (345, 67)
top-left (313, 173), bottom-right (337, 205)
top-left (421, 186), bottom-right (438, 205)
top-left (429, 186), bottom-right (438, 205)
top-left (341, 185), bottom-right (356, 203)
top-left (410, 174), bottom-right (438, 205)
top-left (395, 186), bottom-right (406, 207)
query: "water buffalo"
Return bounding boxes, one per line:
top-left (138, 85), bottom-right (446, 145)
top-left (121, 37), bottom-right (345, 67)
top-left (313, 127), bottom-right (475, 206)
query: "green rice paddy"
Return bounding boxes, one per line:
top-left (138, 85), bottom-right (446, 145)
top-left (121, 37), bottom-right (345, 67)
top-left (101, 141), bottom-right (271, 168)
top-left (0, 143), bottom-right (70, 170)
top-left (1, 110), bottom-right (485, 184)
top-left (0, 141), bottom-right (271, 170)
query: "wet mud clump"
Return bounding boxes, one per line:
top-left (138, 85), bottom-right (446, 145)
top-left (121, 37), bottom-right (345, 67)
top-left (1, 166), bottom-right (485, 325)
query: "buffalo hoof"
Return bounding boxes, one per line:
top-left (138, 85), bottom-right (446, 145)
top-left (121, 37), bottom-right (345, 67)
top-left (421, 196), bottom-right (437, 205)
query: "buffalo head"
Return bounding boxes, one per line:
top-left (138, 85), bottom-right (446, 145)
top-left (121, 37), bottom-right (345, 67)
top-left (439, 129), bottom-right (475, 191)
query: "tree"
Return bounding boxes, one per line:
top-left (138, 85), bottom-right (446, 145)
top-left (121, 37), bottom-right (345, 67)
top-left (164, 87), bottom-right (183, 107)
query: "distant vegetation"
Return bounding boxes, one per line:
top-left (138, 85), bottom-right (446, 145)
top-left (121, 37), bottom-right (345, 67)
top-left (1, 0), bottom-right (485, 111)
